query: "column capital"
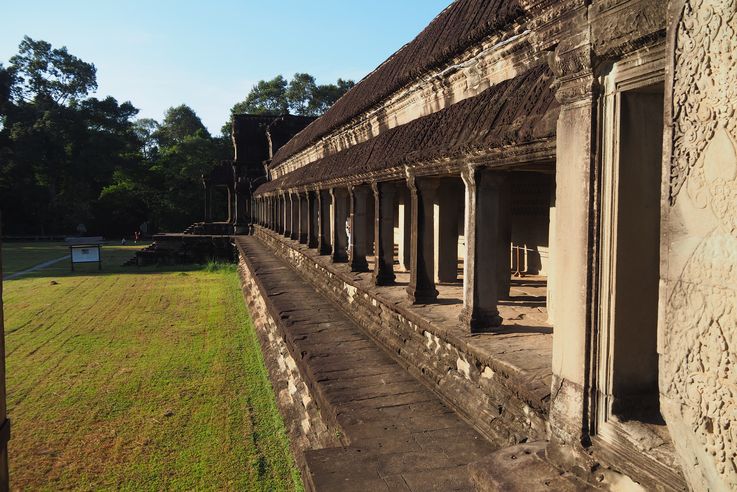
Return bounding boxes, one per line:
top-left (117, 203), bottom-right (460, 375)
top-left (372, 181), bottom-right (397, 197)
top-left (416, 176), bottom-right (441, 193)
top-left (349, 184), bottom-right (371, 197)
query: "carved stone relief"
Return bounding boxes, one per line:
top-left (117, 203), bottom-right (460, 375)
top-left (663, 0), bottom-right (737, 489)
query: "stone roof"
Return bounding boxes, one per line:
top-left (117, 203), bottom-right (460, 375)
top-left (269, 0), bottom-right (526, 169)
top-left (256, 64), bottom-right (557, 194)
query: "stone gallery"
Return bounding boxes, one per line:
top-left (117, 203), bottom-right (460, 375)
top-left (204, 0), bottom-right (735, 489)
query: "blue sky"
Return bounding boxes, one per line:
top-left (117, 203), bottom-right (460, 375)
top-left (1, 0), bottom-right (451, 134)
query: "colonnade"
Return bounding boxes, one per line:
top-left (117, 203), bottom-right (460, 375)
top-left (251, 169), bottom-right (518, 333)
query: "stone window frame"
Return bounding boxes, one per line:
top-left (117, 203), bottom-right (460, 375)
top-left (591, 42), bottom-right (681, 479)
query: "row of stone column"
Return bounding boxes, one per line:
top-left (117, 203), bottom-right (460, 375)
top-left (252, 168), bottom-right (511, 333)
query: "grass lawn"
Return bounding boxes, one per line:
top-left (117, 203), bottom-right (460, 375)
top-left (1, 242), bottom-right (70, 276)
top-left (1, 243), bottom-right (302, 490)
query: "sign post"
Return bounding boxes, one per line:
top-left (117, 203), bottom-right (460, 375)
top-left (67, 239), bottom-right (103, 271)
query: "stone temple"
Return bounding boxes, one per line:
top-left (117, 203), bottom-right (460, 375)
top-left (157, 0), bottom-right (737, 489)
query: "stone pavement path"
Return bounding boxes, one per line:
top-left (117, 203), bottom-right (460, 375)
top-left (3, 255), bottom-right (70, 280)
top-left (237, 236), bottom-right (497, 491)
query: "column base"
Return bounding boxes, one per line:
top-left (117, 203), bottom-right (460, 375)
top-left (332, 253), bottom-right (348, 263)
top-left (373, 271), bottom-right (396, 286)
top-left (290, 233), bottom-right (299, 241)
top-left (350, 257), bottom-right (369, 272)
top-left (406, 286), bottom-right (439, 304)
top-left (299, 233), bottom-right (308, 244)
top-left (459, 306), bottom-right (503, 333)
top-left (319, 244), bottom-right (332, 256)
top-left (307, 238), bottom-right (319, 249)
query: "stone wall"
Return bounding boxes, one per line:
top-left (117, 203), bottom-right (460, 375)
top-left (253, 228), bottom-right (548, 447)
top-left (236, 254), bottom-right (340, 476)
top-left (660, 0), bottom-right (737, 489)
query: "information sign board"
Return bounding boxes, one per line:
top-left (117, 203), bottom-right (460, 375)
top-left (69, 244), bottom-right (102, 271)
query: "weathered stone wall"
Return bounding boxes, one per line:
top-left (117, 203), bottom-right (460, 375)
top-left (236, 255), bottom-right (340, 476)
top-left (660, 1), bottom-right (737, 489)
top-left (253, 227), bottom-right (548, 447)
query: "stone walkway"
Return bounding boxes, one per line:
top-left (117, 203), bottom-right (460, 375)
top-left (2, 255), bottom-right (70, 280)
top-left (237, 236), bottom-right (497, 491)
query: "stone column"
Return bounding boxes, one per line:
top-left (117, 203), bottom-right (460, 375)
top-left (546, 30), bottom-right (600, 452)
top-left (406, 175), bottom-right (439, 304)
top-left (436, 179), bottom-right (462, 283)
top-left (349, 185), bottom-right (370, 272)
top-left (298, 192), bottom-right (308, 244)
top-left (226, 187), bottom-right (234, 224)
top-left (398, 186), bottom-right (412, 271)
top-left (318, 190), bottom-right (332, 255)
top-left (281, 194), bottom-right (286, 233)
top-left (285, 193), bottom-right (293, 237)
top-left (261, 196), bottom-right (266, 228)
top-left (248, 196), bottom-right (254, 227)
top-left (290, 192), bottom-right (299, 240)
top-left (330, 188), bottom-right (348, 262)
top-left (372, 181), bottom-right (396, 285)
top-left (459, 168), bottom-right (511, 332)
top-left (270, 196), bottom-right (275, 230)
top-left (307, 191), bottom-right (319, 248)
top-left (280, 194), bottom-right (287, 235)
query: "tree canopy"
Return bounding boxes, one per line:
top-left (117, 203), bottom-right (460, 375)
top-left (0, 37), bottom-right (354, 238)
top-left (8, 36), bottom-right (97, 105)
top-left (0, 37), bottom-right (228, 237)
top-left (226, 73), bottom-right (354, 126)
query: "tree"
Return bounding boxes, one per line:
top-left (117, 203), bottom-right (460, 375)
top-left (224, 73), bottom-right (355, 132)
top-left (286, 73), bottom-right (317, 116)
top-left (310, 78), bottom-right (354, 115)
top-left (133, 118), bottom-right (160, 160)
top-left (230, 73), bottom-right (356, 118)
top-left (155, 104), bottom-right (209, 147)
top-left (8, 36), bottom-right (96, 105)
top-left (0, 64), bottom-right (11, 115)
top-left (231, 75), bottom-right (288, 116)
top-left (101, 104), bottom-right (231, 233)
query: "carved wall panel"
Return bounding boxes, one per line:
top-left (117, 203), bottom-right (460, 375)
top-left (590, 0), bottom-right (665, 58)
top-left (662, 0), bottom-right (737, 489)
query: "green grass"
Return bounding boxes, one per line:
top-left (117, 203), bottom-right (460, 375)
top-left (1, 242), bottom-right (69, 276)
top-left (2, 243), bottom-right (302, 491)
